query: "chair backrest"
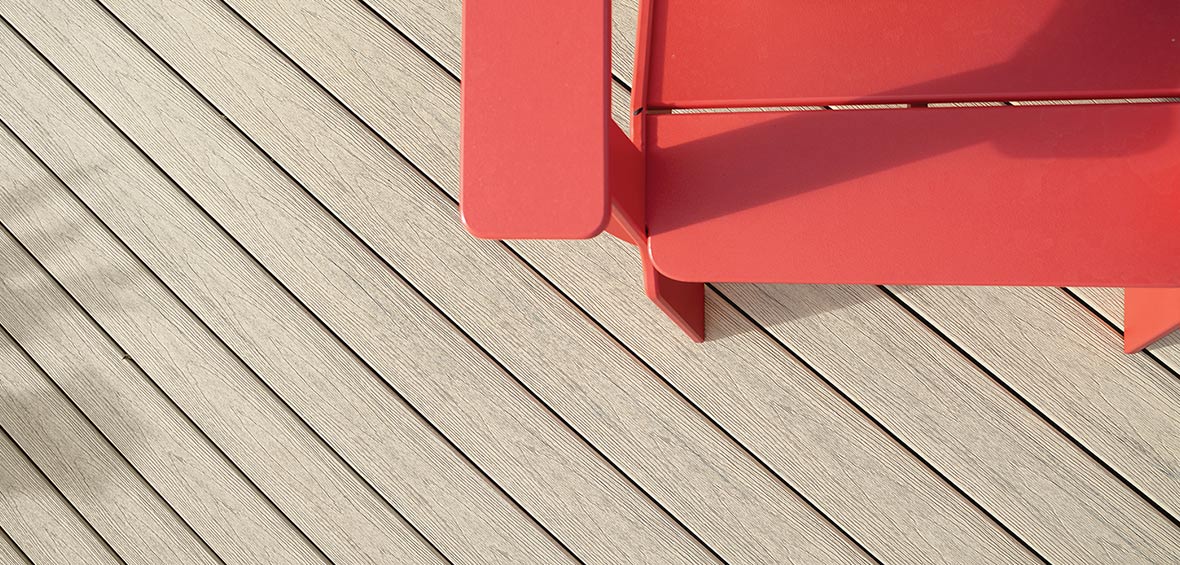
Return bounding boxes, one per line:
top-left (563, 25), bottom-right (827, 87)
top-left (644, 1), bottom-right (1180, 109)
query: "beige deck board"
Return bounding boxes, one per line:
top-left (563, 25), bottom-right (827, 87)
top-left (0, 5), bottom-right (567, 562)
top-left (725, 283), bottom-right (1180, 563)
top-left (101, 0), bottom-right (875, 561)
top-left (0, 429), bottom-right (121, 565)
top-left (235, 0), bottom-right (1052, 563)
top-left (1071, 287), bottom-right (1180, 363)
top-left (0, 133), bottom-right (327, 564)
top-left (0, 118), bottom-right (443, 564)
top-left (44, 0), bottom-right (725, 562)
top-left (0, 278), bottom-right (218, 564)
top-left (0, 527), bottom-right (33, 565)
top-left (0, 0), bottom-right (1176, 563)
top-left (893, 286), bottom-right (1180, 517)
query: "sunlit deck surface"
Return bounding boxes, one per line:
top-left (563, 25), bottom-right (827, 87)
top-left (0, 1), bottom-right (1176, 563)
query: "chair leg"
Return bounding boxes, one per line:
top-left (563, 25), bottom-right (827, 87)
top-left (643, 251), bottom-right (704, 342)
top-left (1124, 288), bottom-right (1180, 353)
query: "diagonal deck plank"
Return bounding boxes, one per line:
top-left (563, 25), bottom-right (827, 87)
top-left (0, 9), bottom-right (573, 563)
top-left (0, 303), bottom-right (218, 564)
top-left (356, 0), bottom-right (1179, 562)
top-left (724, 283), bottom-right (1180, 563)
top-left (0, 428), bottom-right (121, 565)
top-left (0, 121), bottom-right (445, 564)
top-left (90, 0), bottom-right (881, 561)
top-left (0, 527), bottom-right (32, 565)
top-left (1071, 287), bottom-right (1180, 370)
top-left (360, 0), bottom-right (639, 84)
top-left (225, 0), bottom-right (1055, 563)
top-left (0, 198), bottom-right (326, 564)
top-left (892, 285), bottom-right (1180, 516)
top-left (0, 0), bottom-right (1173, 563)
top-left (3, 1), bottom-right (732, 562)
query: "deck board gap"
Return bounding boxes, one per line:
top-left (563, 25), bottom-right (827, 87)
top-left (0, 51), bottom-right (455, 563)
top-left (881, 286), bottom-right (1180, 527)
top-left (79, 7), bottom-right (593, 562)
top-left (0, 282), bottom-right (228, 565)
top-left (216, 2), bottom-right (867, 557)
top-left (0, 526), bottom-right (34, 565)
top-left (0, 420), bottom-right (128, 564)
top-left (0, 119), bottom-right (341, 564)
top-left (707, 284), bottom-right (1051, 565)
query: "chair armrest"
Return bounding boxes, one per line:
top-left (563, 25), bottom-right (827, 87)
top-left (461, 0), bottom-right (612, 239)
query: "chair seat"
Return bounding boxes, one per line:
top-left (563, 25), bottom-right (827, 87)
top-left (647, 103), bottom-right (1180, 285)
top-left (647, 0), bottom-right (1180, 108)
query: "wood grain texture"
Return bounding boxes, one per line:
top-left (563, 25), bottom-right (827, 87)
top-left (0, 6), bottom-right (570, 563)
top-left (0, 428), bottom-right (121, 565)
top-left (0, 527), bottom-right (33, 565)
top-left (372, 1), bottom-right (1179, 561)
top-left (1070, 286), bottom-right (1180, 362)
top-left (360, 0), bottom-right (652, 83)
top-left (231, 0), bottom-right (1049, 563)
top-left (1072, 287), bottom-right (1180, 383)
top-left (15, 1), bottom-right (723, 563)
top-left (151, 0), bottom-right (881, 561)
top-left (0, 284), bottom-right (219, 565)
top-left (0, 134), bottom-right (328, 565)
top-left (725, 282), bottom-right (1180, 563)
top-left (0, 122), bottom-right (441, 565)
top-left (892, 285), bottom-right (1180, 517)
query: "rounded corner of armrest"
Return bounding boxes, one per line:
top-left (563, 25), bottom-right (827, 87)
top-left (460, 197), bottom-right (610, 241)
top-left (569, 202), bottom-right (612, 239)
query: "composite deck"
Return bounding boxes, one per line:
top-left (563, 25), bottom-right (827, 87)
top-left (0, 1), bottom-right (1177, 563)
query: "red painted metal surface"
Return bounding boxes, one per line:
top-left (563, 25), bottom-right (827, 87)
top-left (460, 0), bottom-right (1180, 351)
top-left (647, 0), bottom-right (1180, 108)
top-left (460, 0), bottom-right (611, 239)
top-left (647, 104), bottom-right (1180, 285)
top-left (1125, 289), bottom-right (1180, 354)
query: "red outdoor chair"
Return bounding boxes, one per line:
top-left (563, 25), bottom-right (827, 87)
top-left (461, 1), bottom-right (1180, 353)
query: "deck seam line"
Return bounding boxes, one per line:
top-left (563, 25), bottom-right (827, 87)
top-left (351, 0), bottom-right (459, 82)
top-left (709, 285), bottom-right (1051, 564)
top-left (176, 1), bottom-right (719, 560)
top-left (881, 285), bottom-right (1180, 527)
top-left (0, 354), bottom-right (130, 565)
top-left (308, 0), bottom-right (1176, 553)
top-left (0, 281), bottom-right (228, 565)
top-left (355, 3), bottom-right (1174, 555)
top-left (1061, 287), bottom-right (1180, 383)
top-left (218, 0), bottom-right (739, 559)
top-left (217, 0), bottom-right (883, 560)
top-left (351, 0), bottom-right (635, 97)
top-left (0, 119), bottom-right (337, 565)
top-left (1, 13), bottom-right (451, 564)
top-left (0, 123), bottom-right (441, 565)
top-left (81, 2), bottom-right (582, 561)
top-left (352, 11), bottom-right (1007, 554)
top-left (1, 524), bottom-right (35, 564)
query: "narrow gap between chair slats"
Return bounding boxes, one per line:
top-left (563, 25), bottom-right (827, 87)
top-left (346, 1), bottom-right (1084, 560)
top-left (343, 3), bottom-right (1044, 563)
top-left (661, 98), bottom-right (1180, 114)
